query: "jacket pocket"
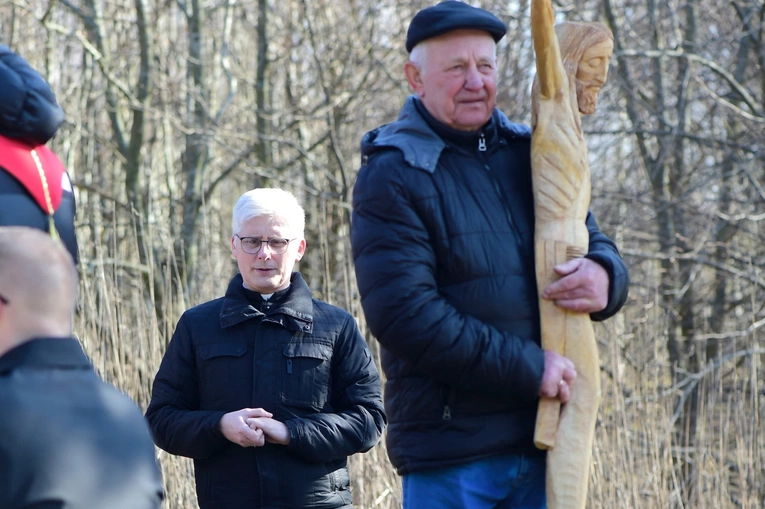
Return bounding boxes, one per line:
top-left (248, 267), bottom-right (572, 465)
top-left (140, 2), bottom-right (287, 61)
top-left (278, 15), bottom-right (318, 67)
top-left (199, 342), bottom-right (247, 360)
top-left (198, 342), bottom-right (248, 408)
top-left (281, 341), bottom-right (332, 411)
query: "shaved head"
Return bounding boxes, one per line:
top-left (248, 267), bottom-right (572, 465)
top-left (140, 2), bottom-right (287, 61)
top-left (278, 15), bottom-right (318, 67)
top-left (0, 227), bottom-right (77, 352)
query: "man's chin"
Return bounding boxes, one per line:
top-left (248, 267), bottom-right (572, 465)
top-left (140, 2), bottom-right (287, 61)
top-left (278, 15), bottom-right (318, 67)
top-left (453, 109), bottom-right (492, 131)
top-left (244, 277), bottom-right (276, 293)
top-left (454, 121), bottom-right (491, 131)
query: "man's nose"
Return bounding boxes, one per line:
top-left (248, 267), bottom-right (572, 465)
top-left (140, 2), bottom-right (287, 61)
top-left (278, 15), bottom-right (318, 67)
top-left (257, 245), bottom-right (274, 259)
top-left (464, 64), bottom-right (483, 90)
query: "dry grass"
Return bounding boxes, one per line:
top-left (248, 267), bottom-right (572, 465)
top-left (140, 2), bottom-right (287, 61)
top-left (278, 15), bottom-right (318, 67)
top-left (73, 228), bottom-right (763, 509)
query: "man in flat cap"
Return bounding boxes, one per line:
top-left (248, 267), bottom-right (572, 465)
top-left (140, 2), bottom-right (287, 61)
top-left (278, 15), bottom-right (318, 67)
top-left (350, 1), bottom-right (629, 507)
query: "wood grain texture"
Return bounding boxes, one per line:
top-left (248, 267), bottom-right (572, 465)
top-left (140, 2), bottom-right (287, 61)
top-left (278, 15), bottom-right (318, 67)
top-left (530, 0), bottom-right (610, 506)
top-left (533, 241), bottom-right (568, 450)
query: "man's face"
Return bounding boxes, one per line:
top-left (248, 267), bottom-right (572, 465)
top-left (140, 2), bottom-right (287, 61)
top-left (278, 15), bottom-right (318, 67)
top-left (406, 30), bottom-right (497, 131)
top-left (231, 215), bottom-right (305, 294)
top-left (575, 38), bottom-right (614, 115)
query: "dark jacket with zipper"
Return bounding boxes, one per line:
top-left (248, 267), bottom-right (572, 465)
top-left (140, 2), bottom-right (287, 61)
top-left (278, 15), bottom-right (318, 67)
top-left (0, 45), bottom-right (78, 264)
top-left (350, 96), bottom-right (629, 475)
top-left (145, 272), bottom-right (386, 509)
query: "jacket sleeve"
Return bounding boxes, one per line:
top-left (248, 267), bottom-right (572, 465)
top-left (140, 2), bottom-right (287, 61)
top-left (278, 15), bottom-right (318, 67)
top-left (584, 212), bottom-right (630, 321)
top-left (351, 152), bottom-right (544, 404)
top-left (55, 175), bottom-right (79, 265)
top-left (145, 314), bottom-right (229, 459)
top-left (283, 314), bottom-right (386, 463)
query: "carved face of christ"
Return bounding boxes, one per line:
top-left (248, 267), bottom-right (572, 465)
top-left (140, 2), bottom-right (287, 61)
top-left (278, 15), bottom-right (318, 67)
top-left (575, 38), bottom-right (614, 115)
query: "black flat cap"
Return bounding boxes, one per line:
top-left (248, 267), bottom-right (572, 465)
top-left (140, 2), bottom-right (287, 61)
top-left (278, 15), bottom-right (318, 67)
top-left (406, 1), bottom-right (507, 53)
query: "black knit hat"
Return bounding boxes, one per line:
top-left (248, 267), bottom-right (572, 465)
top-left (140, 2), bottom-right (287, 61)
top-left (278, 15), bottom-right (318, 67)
top-left (0, 45), bottom-right (64, 146)
top-left (406, 1), bottom-right (507, 53)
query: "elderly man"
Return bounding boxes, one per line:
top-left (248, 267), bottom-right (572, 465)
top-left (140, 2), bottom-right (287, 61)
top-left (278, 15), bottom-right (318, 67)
top-left (146, 188), bottom-right (386, 509)
top-left (0, 227), bottom-right (163, 509)
top-left (350, 1), bottom-right (629, 507)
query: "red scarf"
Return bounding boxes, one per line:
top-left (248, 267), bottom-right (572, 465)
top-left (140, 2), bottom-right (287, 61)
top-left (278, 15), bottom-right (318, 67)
top-left (0, 133), bottom-right (65, 212)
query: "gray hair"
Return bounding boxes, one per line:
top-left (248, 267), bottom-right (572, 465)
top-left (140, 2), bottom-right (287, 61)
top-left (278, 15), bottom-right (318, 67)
top-left (409, 42), bottom-right (429, 73)
top-left (232, 188), bottom-right (306, 238)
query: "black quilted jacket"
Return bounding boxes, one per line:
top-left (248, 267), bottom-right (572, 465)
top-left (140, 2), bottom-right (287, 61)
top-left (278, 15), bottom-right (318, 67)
top-left (351, 96), bottom-right (629, 475)
top-left (146, 272), bottom-right (386, 509)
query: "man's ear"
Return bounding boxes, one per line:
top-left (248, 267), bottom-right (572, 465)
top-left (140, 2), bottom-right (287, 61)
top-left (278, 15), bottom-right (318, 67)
top-left (404, 62), bottom-right (425, 96)
top-left (295, 239), bottom-right (306, 261)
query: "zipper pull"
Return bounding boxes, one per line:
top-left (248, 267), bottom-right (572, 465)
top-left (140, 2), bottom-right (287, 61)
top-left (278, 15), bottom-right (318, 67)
top-left (478, 133), bottom-right (487, 152)
top-left (287, 359), bottom-right (292, 374)
top-left (442, 405), bottom-right (452, 420)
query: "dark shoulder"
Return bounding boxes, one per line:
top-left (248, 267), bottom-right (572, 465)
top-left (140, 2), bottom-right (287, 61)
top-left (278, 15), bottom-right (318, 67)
top-left (311, 299), bottom-right (354, 324)
top-left (360, 144), bottom-right (408, 174)
top-left (178, 297), bottom-right (226, 324)
top-left (354, 147), bottom-right (415, 204)
top-left (494, 109), bottom-right (532, 140)
top-left (310, 299), bottom-right (359, 338)
top-left (0, 167), bottom-right (26, 193)
top-left (96, 378), bottom-right (152, 423)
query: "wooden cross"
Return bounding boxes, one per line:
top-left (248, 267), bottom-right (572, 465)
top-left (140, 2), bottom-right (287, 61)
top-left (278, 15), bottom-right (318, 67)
top-left (530, 0), bottom-right (614, 506)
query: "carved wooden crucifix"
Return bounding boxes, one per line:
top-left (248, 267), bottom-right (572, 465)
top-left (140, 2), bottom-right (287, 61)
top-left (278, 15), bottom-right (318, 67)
top-left (530, 0), bottom-right (614, 506)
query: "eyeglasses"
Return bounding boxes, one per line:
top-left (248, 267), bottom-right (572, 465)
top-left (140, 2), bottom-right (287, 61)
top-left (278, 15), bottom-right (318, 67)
top-left (235, 235), bottom-right (296, 255)
top-left (0, 294), bottom-right (8, 305)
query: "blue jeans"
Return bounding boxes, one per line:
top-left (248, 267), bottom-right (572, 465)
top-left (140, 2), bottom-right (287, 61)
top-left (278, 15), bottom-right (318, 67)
top-left (402, 453), bottom-right (546, 509)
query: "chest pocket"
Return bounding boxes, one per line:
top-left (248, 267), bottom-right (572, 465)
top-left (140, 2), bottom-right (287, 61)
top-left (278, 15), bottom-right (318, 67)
top-left (281, 341), bottom-right (332, 411)
top-left (198, 342), bottom-right (249, 408)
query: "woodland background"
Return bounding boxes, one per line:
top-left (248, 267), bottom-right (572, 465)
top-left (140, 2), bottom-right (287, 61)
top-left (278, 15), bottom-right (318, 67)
top-left (1, 0), bottom-right (764, 507)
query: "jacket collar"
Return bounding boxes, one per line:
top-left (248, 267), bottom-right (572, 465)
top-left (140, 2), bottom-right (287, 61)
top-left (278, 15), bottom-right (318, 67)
top-left (0, 337), bottom-right (91, 375)
top-left (0, 134), bottom-right (65, 212)
top-left (219, 272), bottom-right (314, 334)
top-left (361, 95), bottom-right (531, 173)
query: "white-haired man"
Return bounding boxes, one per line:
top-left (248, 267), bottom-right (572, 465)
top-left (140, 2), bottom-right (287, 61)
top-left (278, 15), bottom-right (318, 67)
top-left (147, 188), bottom-right (385, 509)
top-left (350, 1), bottom-right (629, 507)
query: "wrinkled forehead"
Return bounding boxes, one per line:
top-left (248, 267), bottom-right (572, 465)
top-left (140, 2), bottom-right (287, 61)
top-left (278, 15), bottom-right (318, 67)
top-left (421, 30), bottom-right (497, 67)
